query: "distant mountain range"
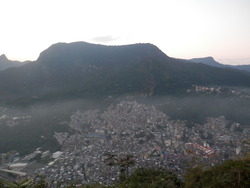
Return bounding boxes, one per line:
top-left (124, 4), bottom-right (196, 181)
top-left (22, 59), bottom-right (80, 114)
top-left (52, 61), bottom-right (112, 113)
top-left (188, 57), bottom-right (250, 72)
top-left (0, 54), bottom-right (28, 71)
top-left (0, 42), bottom-right (250, 105)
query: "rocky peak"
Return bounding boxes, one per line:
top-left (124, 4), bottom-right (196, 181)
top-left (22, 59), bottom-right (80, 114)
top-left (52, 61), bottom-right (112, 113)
top-left (0, 54), bottom-right (8, 62)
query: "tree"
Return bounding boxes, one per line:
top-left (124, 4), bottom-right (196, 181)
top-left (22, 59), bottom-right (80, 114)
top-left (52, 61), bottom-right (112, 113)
top-left (115, 167), bottom-right (183, 188)
top-left (3, 179), bottom-right (32, 188)
top-left (0, 175), bottom-right (49, 188)
top-left (184, 156), bottom-right (250, 188)
top-left (104, 153), bottom-right (135, 181)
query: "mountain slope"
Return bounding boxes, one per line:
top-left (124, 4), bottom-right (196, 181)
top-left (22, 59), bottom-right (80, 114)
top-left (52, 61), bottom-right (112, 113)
top-left (233, 64), bottom-right (250, 72)
top-left (189, 57), bottom-right (250, 72)
top-left (0, 54), bottom-right (27, 71)
top-left (189, 57), bottom-right (225, 68)
top-left (0, 42), bottom-right (250, 104)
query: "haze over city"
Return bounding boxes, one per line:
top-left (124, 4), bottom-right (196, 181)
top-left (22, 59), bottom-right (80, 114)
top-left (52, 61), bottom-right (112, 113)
top-left (0, 0), bottom-right (250, 65)
top-left (1, 1), bottom-right (250, 186)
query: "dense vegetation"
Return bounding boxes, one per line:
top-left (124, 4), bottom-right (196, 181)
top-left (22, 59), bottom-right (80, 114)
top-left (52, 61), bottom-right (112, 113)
top-left (184, 156), bottom-right (250, 188)
top-left (0, 104), bottom-right (70, 155)
top-left (156, 95), bottom-right (250, 124)
top-left (1, 42), bottom-right (250, 155)
top-left (0, 42), bottom-right (250, 105)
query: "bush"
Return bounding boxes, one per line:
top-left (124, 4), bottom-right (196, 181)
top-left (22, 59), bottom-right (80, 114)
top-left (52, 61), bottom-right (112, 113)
top-left (184, 156), bottom-right (250, 188)
top-left (114, 168), bottom-right (184, 188)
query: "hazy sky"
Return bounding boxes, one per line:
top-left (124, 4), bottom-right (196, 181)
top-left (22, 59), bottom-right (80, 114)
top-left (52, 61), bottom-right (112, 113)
top-left (0, 0), bottom-right (249, 65)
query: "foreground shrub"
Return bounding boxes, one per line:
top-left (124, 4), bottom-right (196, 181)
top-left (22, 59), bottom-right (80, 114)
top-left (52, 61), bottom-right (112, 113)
top-left (114, 167), bottom-right (183, 188)
top-left (185, 157), bottom-right (250, 188)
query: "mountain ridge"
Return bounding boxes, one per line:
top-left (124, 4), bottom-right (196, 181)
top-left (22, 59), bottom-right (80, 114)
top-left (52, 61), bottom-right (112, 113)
top-left (0, 54), bottom-right (28, 71)
top-left (0, 42), bottom-right (250, 105)
top-left (189, 57), bottom-right (250, 72)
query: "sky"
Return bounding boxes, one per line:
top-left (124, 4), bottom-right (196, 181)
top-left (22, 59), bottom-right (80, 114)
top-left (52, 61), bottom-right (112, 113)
top-left (0, 0), bottom-right (249, 65)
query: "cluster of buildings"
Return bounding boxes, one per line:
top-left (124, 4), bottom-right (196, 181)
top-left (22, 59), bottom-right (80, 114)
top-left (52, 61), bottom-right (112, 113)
top-left (1, 101), bottom-right (250, 186)
top-left (187, 85), bottom-right (250, 98)
top-left (0, 107), bottom-right (31, 127)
